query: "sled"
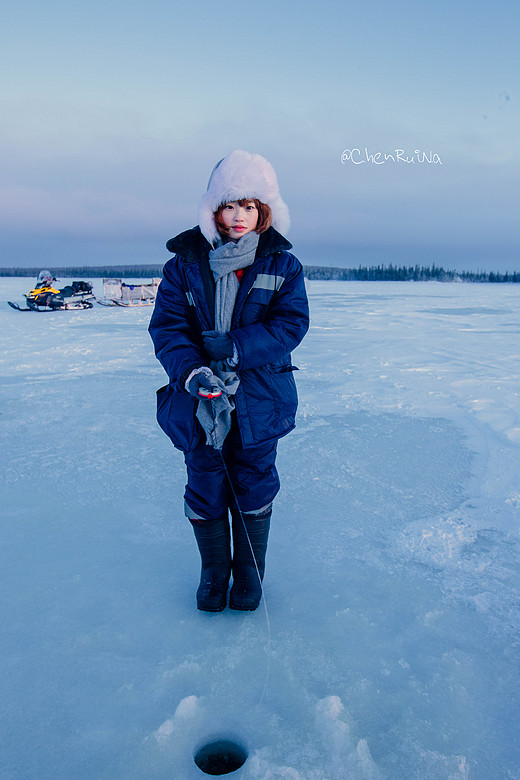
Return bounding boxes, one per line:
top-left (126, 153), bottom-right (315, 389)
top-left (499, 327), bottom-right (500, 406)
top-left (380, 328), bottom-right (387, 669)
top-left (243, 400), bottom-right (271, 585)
top-left (96, 278), bottom-right (161, 307)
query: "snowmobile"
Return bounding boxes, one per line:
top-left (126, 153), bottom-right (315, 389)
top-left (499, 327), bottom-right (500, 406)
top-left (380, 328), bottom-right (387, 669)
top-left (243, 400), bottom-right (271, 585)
top-left (8, 271), bottom-right (95, 311)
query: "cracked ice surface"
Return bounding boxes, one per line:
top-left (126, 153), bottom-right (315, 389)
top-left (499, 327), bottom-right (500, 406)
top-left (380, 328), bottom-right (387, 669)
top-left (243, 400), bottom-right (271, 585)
top-left (1, 279), bottom-right (519, 778)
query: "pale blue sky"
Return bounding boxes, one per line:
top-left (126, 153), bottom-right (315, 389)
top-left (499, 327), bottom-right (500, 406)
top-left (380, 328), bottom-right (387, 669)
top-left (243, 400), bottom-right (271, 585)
top-left (1, 0), bottom-right (518, 270)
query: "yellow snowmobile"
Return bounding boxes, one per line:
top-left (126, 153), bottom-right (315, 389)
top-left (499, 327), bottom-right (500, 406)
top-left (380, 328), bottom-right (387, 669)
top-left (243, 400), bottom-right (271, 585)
top-left (8, 271), bottom-right (94, 311)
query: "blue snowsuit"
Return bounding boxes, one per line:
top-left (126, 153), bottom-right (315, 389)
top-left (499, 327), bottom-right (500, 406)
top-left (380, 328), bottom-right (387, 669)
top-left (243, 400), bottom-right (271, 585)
top-left (149, 225), bottom-right (309, 519)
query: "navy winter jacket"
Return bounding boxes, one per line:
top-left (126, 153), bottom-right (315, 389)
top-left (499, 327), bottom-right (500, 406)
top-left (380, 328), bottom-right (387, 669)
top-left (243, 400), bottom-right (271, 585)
top-left (149, 226), bottom-right (309, 451)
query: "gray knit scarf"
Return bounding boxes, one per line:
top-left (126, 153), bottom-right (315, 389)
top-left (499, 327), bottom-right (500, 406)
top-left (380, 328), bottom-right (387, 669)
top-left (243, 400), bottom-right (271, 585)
top-left (196, 231), bottom-right (259, 448)
top-left (209, 230), bottom-right (259, 330)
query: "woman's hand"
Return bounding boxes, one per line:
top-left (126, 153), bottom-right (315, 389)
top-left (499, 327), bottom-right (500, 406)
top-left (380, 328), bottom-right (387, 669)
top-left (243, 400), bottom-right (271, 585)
top-left (202, 331), bottom-right (234, 361)
top-left (186, 367), bottom-right (221, 398)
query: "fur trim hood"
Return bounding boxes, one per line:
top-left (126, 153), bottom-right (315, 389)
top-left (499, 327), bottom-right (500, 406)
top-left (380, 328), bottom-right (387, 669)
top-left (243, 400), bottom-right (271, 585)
top-left (166, 225), bottom-right (292, 262)
top-left (198, 150), bottom-right (290, 246)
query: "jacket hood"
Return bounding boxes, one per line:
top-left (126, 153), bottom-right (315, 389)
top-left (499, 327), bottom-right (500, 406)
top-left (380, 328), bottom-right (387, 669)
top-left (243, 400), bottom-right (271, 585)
top-left (198, 150), bottom-right (290, 246)
top-left (166, 226), bottom-right (292, 263)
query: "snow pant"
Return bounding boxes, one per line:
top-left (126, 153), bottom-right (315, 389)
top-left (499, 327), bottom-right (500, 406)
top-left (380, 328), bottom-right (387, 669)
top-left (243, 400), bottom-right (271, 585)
top-left (183, 415), bottom-right (280, 521)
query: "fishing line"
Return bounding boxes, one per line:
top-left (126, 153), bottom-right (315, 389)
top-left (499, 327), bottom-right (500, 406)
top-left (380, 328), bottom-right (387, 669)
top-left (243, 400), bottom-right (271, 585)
top-left (204, 392), bottom-right (272, 707)
top-left (216, 446), bottom-right (272, 707)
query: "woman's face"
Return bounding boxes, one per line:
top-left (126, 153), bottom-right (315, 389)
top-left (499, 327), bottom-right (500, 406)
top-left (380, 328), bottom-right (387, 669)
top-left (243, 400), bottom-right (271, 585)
top-left (219, 200), bottom-right (258, 239)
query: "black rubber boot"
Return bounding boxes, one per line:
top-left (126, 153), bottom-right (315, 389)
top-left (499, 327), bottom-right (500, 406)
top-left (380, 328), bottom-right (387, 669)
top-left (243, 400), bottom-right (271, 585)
top-left (190, 514), bottom-right (231, 612)
top-left (229, 506), bottom-right (272, 611)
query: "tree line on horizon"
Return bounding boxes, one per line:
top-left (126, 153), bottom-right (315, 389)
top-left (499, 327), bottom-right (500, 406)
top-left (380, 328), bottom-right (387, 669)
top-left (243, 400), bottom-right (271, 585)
top-left (303, 263), bottom-right (520, 283)
top-left (0, 263), bottom-right (519, 284)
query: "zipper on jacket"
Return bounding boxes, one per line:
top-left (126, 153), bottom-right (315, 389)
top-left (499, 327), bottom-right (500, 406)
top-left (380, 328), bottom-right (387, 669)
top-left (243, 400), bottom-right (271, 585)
top-left (184, 263), bottom-right (214, 331)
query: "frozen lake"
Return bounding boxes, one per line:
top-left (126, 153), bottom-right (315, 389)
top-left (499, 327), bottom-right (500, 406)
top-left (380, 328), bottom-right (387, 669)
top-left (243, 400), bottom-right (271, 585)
top-left (1, 277), bottom-right (519, 779)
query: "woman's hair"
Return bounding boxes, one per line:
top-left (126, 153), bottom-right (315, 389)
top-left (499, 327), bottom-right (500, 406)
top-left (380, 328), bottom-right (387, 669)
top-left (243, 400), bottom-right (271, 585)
top-left (214, 198), bottom-right (272, 237)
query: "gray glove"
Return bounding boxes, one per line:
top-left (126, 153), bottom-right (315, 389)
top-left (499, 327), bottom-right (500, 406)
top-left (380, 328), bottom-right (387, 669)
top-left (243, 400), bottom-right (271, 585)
top-left (186, 367), bottom-right (221, 398)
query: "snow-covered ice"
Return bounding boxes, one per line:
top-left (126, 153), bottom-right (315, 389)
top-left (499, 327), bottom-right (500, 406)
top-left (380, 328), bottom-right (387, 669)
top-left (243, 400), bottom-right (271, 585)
top-left (1, 278), bottom-right (519, 779)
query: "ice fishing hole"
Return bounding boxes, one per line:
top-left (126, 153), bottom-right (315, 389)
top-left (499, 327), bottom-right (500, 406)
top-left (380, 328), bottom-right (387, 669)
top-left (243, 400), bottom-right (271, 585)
top-left (194, 739), bottom-right (248, 775)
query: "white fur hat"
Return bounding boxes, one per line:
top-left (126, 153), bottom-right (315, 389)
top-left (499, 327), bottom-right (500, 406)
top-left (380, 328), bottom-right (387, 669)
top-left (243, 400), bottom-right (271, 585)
top-left (198, 150), bottom-right (290, 246)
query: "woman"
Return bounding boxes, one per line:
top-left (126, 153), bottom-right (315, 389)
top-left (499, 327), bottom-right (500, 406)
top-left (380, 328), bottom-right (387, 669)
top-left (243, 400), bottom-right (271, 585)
top-left (149, 150), bottom-right (309, 612)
